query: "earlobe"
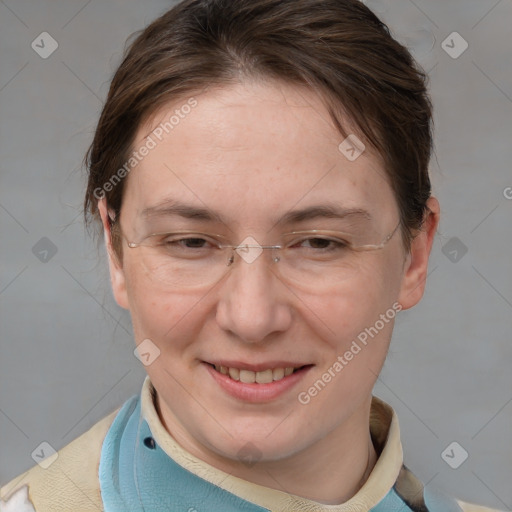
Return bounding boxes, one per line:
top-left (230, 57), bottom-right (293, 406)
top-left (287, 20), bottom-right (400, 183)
top-left (397, 197), bottom-right (440, 310)
top-left (98, 198), bottom-right (130, 310)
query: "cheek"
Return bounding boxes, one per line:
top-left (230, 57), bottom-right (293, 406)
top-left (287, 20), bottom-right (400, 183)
top-left (122, 261), bottom-right (203, 348)
top-left (303, 257), bottom-right (402, 342)
top-left (294, 286), bottom-right (397, 438)
top-left (336, 258), bottom-right (403, 367)
top-left (297, 257), bottom-right (403, 401)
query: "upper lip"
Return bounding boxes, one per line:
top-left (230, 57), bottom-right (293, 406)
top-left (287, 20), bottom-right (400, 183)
top-left (205, 360), bottom-right (312, 372)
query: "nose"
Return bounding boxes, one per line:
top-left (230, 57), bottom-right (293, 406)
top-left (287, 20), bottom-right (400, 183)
top-left (215, 249), bottom-right (293, 343)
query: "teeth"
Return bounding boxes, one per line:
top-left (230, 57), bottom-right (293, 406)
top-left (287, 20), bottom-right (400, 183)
top-left (256, 369), bottom-right (273, 384)
top-left (213, 364), bottom-right (302, 383)
top-left (240, 369), bottom-right (256, 383)
top-left (272, 367), bottom-right (284, 380)
top-left (228, 367), bottom-right (240, 381)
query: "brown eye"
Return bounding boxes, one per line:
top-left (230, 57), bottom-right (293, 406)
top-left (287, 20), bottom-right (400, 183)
top-left (295, 237), bottom-right (349, 251)
top-left (157, 234), bottom-right (215, 251)
top-left (304, 238), bottom-right (332, 249)
top-left (179, 237), bottom-right (209, 248)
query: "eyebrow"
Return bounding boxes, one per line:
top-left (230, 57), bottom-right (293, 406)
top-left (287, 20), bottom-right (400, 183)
top-left (141, 199), bottom-right (372, 225)
top-left (142, 201), bottom-right (223, 222)
top-left (278, 204), bottom-right (371, 225)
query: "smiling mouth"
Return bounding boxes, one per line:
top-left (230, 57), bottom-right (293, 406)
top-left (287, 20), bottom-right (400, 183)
top-left (207, 363), bottom-right (310, 384)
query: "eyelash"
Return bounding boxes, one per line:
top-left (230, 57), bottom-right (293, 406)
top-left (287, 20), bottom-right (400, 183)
top-left (158, 235), bottom-right (349, 251)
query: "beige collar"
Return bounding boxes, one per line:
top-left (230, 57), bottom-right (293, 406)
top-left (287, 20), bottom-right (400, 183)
top-left (140, 375), bottom-right (403, 512)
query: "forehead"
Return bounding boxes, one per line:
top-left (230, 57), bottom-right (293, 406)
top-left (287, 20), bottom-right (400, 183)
top-left (122, 80), bottom-right (396, 229)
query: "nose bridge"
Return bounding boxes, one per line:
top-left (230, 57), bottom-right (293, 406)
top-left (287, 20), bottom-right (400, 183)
top-left (231, 240), bottom-right (281, 266)
top-left (215, 245), bottom-right (291, 343)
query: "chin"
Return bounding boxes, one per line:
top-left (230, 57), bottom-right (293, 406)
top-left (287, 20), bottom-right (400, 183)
top-left (216, 438), bottom-right (300, 465)
top-left (200, 420), bottom-right (309, 464)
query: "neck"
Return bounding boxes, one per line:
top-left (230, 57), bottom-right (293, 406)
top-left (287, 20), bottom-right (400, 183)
top-left (227, 398), bottom-right (377, 504)
top-left (156, 393), bottom-right (378, 505)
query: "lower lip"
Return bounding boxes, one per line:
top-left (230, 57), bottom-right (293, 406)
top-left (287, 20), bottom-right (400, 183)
top-left (203, 363), bottom-right (313, 403)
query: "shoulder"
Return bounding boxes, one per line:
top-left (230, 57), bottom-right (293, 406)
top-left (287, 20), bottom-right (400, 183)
top-left (370, 398), bottom-right (505, 512)
top-left (378, 465), bottom-right (504, 512)
top-left (391, 465), bottom-right (506, 512)
top-left (456, 499), bottom-right (507, 512)
top-left (0, 407), bottom-right (120, 512)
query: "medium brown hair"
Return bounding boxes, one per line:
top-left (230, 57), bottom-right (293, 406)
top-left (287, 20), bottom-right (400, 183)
top-left (84, 0), bottom-right (433, 255)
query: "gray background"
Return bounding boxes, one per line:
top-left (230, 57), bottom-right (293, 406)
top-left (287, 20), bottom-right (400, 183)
top-left (1, 0), bottom-right (511, 509)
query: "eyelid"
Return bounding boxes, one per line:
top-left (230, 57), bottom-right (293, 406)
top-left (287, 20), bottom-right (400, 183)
top-left (282, 229), bottom-right (353, 238)
top-left (155, 231), bottom-right (229, 249)
top-left (153, 230), bottom-right (351, 242)
top-left (282, 230), bottom-right (353, 246)
top-left (149, 231), bottom-right (228, 239)
top-left (133, 229), bottom-right (360, 249)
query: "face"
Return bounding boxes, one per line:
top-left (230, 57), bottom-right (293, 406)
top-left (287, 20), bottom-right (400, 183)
top-left (99, 80), bottom-right (438, 466)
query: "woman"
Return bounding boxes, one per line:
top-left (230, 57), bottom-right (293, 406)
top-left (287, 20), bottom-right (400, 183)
top-left (0, 0), bottom-right (502, 510)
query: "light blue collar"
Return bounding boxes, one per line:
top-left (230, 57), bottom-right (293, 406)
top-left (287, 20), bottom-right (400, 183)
top-left (99, 392), bottom-right (462, 512)
top-left (99, 394), bottom-right (268, 511)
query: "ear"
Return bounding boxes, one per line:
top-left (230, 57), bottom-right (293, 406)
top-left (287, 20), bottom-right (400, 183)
top-left (397, 197), bottom-right (440, 310)
top-left (98, 198), bottom-right (129, 310)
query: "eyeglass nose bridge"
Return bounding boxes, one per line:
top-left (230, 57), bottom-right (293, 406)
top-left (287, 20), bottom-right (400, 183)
top-left (226, 243), bottom-right (283, 266)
